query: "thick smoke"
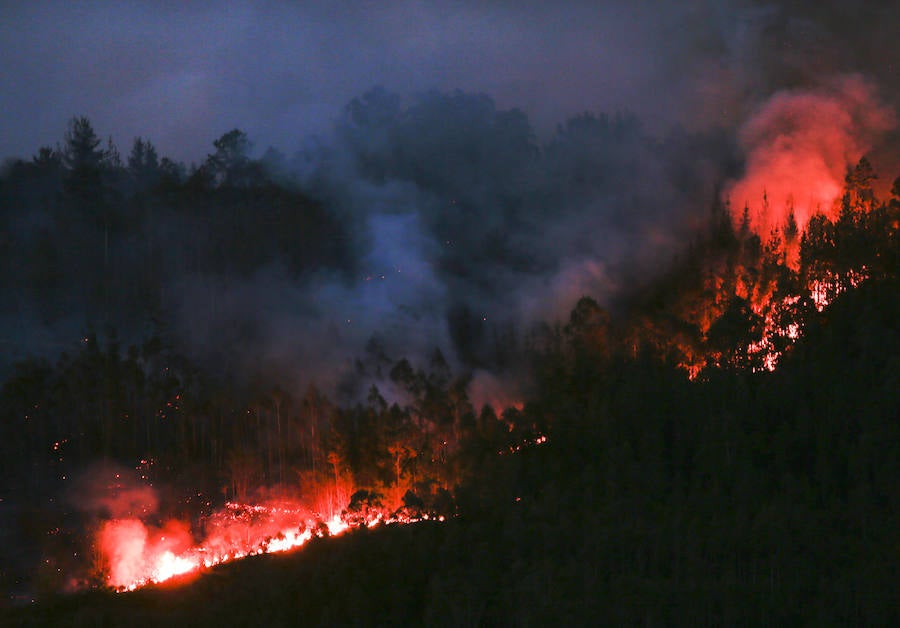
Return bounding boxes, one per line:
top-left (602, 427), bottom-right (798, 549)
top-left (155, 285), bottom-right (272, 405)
top-left (724, 75), bottom-right (896, 234)
top-left (172, 197), bottom-right (452, 394)
top-left (159, 89), bottom-right (733, 402)
top-left (3, 1), bottom-right (899, 162)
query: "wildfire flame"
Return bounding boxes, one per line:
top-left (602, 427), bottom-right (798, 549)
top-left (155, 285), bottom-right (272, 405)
top-left (725, 75), bottom-right (895, 235)
top-left (93, 430), bottom-right (549, 592)
top-left (97, 501), bottom-right (440, 592)
top-left (76, 406), bottom-right (550, 594)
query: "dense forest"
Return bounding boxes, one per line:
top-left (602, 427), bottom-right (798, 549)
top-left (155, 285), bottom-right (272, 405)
top-left (1, 104), bottom-right (899, 624)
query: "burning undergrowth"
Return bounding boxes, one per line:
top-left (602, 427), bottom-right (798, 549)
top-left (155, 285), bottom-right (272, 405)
top-left (78, 408), bottom-right (551, 594)
top-left (93, 500), bottom-right (337, 591)
top-left (87, 481), bottom-right (448, 592)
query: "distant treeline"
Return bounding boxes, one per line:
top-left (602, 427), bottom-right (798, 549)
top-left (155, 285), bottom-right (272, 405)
top-left (0, 118), bottom-right (352, 341)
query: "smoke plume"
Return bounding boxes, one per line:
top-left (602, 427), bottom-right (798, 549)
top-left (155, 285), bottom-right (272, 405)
top-left (724, 75), bottom-right (896, 235)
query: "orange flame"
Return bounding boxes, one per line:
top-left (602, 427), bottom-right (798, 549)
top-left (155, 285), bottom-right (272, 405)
top-left (97, 502), bottom-right (409, 591)
top-left (726, 75), bottom-right (895, 235)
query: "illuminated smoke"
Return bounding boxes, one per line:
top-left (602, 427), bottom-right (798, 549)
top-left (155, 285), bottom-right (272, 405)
top-left (97, 518), bottom-right (194, 589)
top-left (724, 75), bottom-right (895, 235)
top-left (68, 461), bottom-right (160, 519)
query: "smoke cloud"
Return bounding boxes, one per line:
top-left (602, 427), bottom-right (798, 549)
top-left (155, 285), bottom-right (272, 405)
top-left (724, 75), bottom-right (896, 234)
top-left (156, 89), bottom-right (733, 400)
top-left (68, 461), bottom-right (160, 520)
top-left (3, 1), bottom-right (898, 163)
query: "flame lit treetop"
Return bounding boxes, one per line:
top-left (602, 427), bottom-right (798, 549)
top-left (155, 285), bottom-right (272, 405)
top-left (615, 157), bottom-right (900, 375)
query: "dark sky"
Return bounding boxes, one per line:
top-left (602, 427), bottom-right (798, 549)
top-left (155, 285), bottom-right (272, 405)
top-left (3, 1), bottom-right (898, 164)
top-left (0, 1), bottom-right (774, 162)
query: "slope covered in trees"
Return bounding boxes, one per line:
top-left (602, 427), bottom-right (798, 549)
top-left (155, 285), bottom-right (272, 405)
top-left (6, 272), bottom-right (899, 624)
top-left (1, 112), bottom-right (898, 623)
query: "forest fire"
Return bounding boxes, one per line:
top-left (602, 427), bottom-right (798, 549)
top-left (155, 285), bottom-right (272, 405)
top-left (96, 500), bottom-right (433, 592)
top-left (747, 297), bottom-right (802, 372)
top-left (90, 413), bottom-right (548, 592)
top-left (62, 139), bottom-right (896, 594)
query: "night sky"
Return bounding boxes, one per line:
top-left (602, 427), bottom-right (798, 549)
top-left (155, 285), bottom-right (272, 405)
top-left (2, 1), bottom-right (668, 162)
top-left (3, 1), bottom-right (895, 164)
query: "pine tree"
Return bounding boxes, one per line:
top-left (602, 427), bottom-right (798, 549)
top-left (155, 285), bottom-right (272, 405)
top-left (63, 116), bottom-right (105, 171)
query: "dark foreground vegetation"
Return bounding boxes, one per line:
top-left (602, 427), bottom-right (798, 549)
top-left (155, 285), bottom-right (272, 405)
top-left (5, 276), bottom-right (899, 625)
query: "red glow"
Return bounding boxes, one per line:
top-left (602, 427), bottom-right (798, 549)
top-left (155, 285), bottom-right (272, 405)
top-left (725, 76), bottom-right (895, 237)
top-left (96, 501), bottom-right (413, 591)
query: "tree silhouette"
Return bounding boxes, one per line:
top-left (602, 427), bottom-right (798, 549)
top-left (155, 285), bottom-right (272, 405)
top-left (206, 129), bottom-right (260, 187)
top-left (63, 116), bottom-right (105, 171)
top-left (127, 137), bottom-right (160, 191)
